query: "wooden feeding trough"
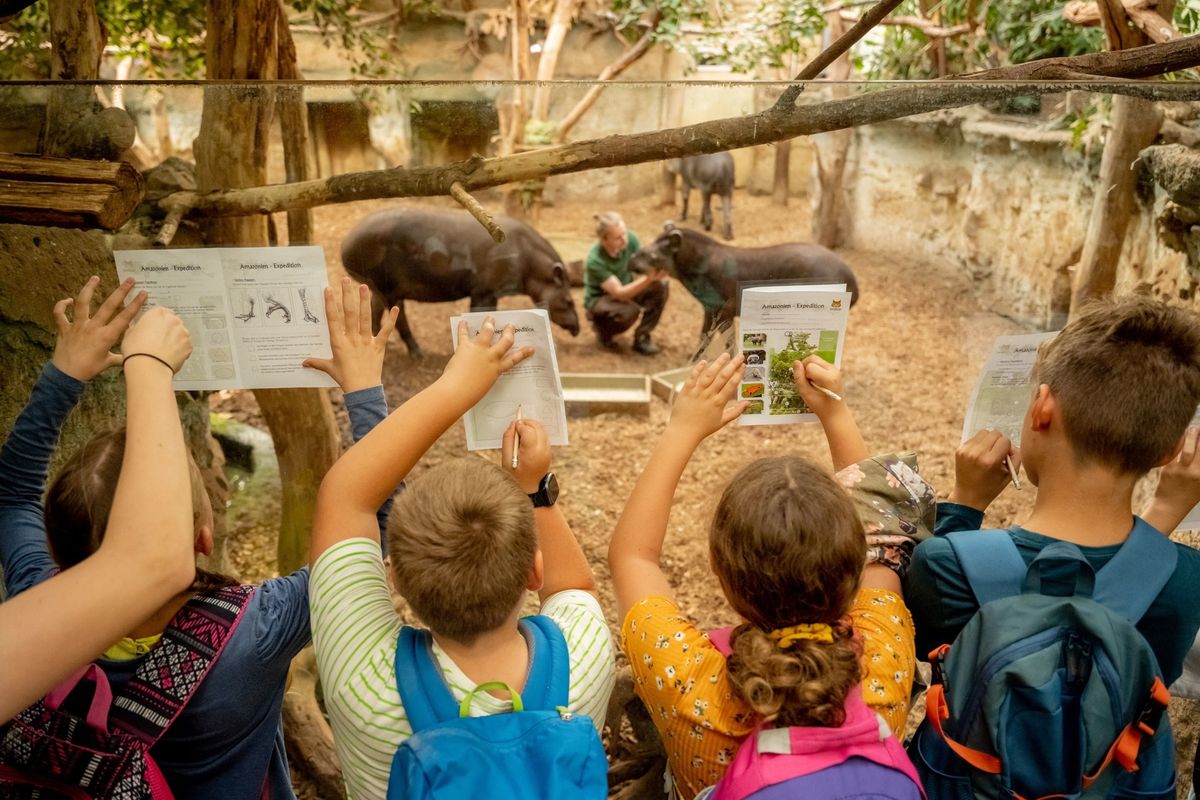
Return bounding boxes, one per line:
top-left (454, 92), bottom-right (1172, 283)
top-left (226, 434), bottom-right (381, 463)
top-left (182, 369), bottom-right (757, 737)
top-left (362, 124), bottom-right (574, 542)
top-left (560, 373), bottom-right (652, 417)
top-left (651, 366), bottom-right (693, 402)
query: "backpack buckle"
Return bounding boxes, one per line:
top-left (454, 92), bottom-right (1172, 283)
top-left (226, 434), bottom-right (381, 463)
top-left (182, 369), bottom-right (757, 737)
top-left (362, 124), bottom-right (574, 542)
top-left (1135, 679), bottom-right (1170, 737)
top-left (927, 644), bottom-right (951, 687)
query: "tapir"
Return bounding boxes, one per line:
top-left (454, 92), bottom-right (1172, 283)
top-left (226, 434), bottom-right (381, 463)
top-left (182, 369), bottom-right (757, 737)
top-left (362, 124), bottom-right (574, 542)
top-left (340, 208), bottom-right (581, 356)
top-left (630, 222), bottom-right (859, 342)
top-left (670, 153), bottom-right (735, 240)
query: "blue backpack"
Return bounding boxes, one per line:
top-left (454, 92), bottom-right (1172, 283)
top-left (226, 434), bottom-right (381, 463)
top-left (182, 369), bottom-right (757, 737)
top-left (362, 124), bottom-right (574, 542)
top-left (910, 521), bottom-right (1177, 799)
top-left (388, 615), bottom-right (608, 800)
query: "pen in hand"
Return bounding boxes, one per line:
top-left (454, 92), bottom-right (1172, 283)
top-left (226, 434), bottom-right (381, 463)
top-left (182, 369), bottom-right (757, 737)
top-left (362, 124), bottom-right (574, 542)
top-left (1005, 454), bottom-right (1022, 490)
top-left (512, 406), bottom-right (522, 470)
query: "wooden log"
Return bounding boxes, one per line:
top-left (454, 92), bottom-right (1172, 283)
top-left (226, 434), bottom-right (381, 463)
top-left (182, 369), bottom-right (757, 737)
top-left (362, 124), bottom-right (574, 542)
top-left (283, 649), bottom-right (346, 800)
top-left (1065, 0), bottom-right (1180, 43)
top-left (1142, 143), bottom-right (1200, 206)
top-left (0, 153), bottom-right (144, 229)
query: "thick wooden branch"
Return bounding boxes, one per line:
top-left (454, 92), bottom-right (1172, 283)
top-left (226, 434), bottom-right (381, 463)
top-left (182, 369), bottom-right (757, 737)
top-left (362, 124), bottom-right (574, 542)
top-left (775, 0), bottom-right (906, 109)
top-left (0, 152), bottom-right (144, 229)
top-left (840, 11), bottom-right (972, 37)
top-left (1064, 0), bottom-right (1180, 43)
top-left (450, 181), bottom-right (505, 242)
top-left (554, 8), bottom-right (663, 142)
top-left (163, 35), bottom-right (1200, 222)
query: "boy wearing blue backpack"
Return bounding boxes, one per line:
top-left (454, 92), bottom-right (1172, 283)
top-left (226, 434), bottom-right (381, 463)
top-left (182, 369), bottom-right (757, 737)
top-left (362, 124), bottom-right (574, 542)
top-left (906, 296), bottom-right (1200, 798)
top-left (308, 311), bottom-right (615, 800)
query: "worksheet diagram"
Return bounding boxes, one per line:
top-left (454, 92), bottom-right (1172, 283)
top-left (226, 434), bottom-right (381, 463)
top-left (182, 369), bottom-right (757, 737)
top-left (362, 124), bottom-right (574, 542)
top-left (961, 332), bottom-right (1059, 445)
top-left (450, 309), bottom-right (569, 451)
top-left (114, 246), bottom-right (336, 390)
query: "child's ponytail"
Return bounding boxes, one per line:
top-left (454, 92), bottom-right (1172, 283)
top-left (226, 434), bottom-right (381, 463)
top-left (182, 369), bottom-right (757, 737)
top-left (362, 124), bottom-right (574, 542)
top-left (726, 619), bottom-right (862, 728)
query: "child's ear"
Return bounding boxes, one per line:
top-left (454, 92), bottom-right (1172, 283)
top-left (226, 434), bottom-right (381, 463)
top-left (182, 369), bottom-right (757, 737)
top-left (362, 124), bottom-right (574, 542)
top-left (527, 550), bottom-right (545, 592)
top-left (1029, 384), bottom-right (1056, 432)
top-left (1156, 431), bottom-right (1188, 468)
top-left (195, 525), bottom-right (214, 557)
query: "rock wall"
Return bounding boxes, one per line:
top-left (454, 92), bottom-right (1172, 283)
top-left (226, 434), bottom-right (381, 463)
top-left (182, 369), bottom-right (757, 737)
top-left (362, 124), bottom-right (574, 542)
top-left (844, 108), bottom-right (1194, 328)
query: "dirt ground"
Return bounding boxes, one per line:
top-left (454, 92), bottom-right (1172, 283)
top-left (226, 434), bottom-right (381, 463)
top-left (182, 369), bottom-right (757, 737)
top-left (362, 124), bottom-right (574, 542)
top-left (213, 189), bottom-right (1200, 794)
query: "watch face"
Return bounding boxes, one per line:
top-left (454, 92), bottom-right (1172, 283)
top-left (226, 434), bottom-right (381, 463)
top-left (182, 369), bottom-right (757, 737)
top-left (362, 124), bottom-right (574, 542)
top-left (543, 473), bottom-right (560, 505)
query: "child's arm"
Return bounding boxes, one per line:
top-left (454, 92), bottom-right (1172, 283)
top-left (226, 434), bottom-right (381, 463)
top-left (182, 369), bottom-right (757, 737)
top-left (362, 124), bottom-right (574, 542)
top-left (0, 305), bottom-right (195, 723)
top-left (503, 419), bottom-right (597, 601)
top-left (1144, 426), bottom-right (1200, 534)
top-left (947, 430), bottom-right (1019, 513)
top-left (0, 278), bottom-right (146, 596)
top-left (310, 306), bottom-right (532, 565)
top-left (609, 353), bottom-right (746, 621)
top-left (792, 355), bottom-right (867, 470)
top-left (303, 278), bottom-right (401, 543)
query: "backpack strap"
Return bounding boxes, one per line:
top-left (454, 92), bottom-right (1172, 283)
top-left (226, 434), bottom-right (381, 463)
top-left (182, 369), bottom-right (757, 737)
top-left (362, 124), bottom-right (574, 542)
top-left (519, 615), bottom-right (570, 711)
top-left (393, 616), bottom-right (571, 733)
top-left (110, 583), bottom-right (255, 745)
top-left (945, 530), bottom-right (1027, 606)
top-left (394, 627), bottom-right (461, 733)
top-left (1092, 517), bottom-right (1177, 623)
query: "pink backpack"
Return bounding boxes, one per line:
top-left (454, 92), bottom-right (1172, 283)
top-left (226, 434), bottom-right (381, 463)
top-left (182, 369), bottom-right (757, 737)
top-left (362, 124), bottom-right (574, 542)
top-left (0, 584), bottom-right (254, 800)
top-left (706, 627), bottom-right (925, 800)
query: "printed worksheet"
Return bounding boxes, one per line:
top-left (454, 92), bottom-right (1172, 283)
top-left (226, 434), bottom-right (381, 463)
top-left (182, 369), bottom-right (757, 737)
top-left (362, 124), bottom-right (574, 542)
top-left (1172, 406), bottom-right (1200, 531)
top-left (449, 309), bottom-right (569, 451)
top-left (114, 246), bottom-right (336, 391)
top-left (961, 331), bottom-right (1059, 445)
top-left (736, 285), bottom-right (852, 426)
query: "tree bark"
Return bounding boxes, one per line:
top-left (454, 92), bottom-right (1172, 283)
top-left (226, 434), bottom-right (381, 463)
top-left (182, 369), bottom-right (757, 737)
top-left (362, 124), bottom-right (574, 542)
top-left (154, 36), bottom-right (1200, 226)
top-left (812, 11), bottom-right (853, 247)
top-left (42, 0), bottom-right (114, 159)
top-left (276, 6), bottom-right (314, 246)
top-left (772, 141), bottom-right (791, 206)
top-left (194, 0), bottom-right (341, 578)
top-left (1069, 0), bottom-right (1173, 313)
top-left (283, 649), bottom-right (346, 799)
top-left (530, 0), bottom-right (578, 121)
top-left (554, 9), bottom-right (664, 143)
top-left (0, 153), bottom-right (145, 229)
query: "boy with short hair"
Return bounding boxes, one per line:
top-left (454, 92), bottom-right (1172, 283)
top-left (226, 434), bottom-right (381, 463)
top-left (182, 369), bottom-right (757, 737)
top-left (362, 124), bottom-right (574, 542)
top-left (308, 298), bottom-right (614, 800)
top-left (908, 295), bottom-right (1200, 685)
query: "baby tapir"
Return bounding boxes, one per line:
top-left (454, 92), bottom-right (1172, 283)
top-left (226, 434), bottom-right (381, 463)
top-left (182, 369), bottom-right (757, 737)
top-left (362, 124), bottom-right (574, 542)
top-left (669, 153), bottom-right (735, 240)
top-left (630, 222), bottom-right (859, 342)
top-left (341, 208), bottom-right (581, 356)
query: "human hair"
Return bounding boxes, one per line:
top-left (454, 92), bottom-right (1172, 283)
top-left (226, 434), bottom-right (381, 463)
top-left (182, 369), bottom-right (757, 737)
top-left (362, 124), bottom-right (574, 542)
top-left (44, 427), bottom-right (237, 593)
top-left (1035, 295), bottom-right (1200, 474)
top-left (386, 456), bottom-right (537, 645)
top-left (710, 456), bottom-right (865, 728)
top-left (593, 211), bottom-right (623, 239)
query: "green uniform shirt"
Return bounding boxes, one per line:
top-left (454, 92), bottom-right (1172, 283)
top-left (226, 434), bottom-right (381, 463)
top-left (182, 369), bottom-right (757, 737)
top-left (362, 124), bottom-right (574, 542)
top-left (583, 231), bottom-right (640, 310)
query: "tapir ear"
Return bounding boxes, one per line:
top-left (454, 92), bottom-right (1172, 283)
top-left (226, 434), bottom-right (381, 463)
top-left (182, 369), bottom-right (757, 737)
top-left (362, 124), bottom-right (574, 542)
top-left (552, 262), bottom-right (567, 285)
top-left (663, 220), bottom-right (676, 232)
top-left (667, 230), bottom-right (683, 252)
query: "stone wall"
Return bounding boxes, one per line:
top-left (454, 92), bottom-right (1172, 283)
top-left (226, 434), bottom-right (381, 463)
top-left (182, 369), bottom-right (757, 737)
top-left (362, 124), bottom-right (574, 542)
top-left (843, 107), bottom-right (1193, 329)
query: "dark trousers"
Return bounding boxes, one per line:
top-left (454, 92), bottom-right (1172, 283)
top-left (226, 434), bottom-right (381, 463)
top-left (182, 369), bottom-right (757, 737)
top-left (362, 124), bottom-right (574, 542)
top-left (587, 280), bottom-right (669, 342)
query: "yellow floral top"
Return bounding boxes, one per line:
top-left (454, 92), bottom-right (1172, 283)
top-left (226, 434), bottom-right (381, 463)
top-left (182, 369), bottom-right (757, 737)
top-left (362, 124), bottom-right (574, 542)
top-left (620, 589), bottom-right (915, 800)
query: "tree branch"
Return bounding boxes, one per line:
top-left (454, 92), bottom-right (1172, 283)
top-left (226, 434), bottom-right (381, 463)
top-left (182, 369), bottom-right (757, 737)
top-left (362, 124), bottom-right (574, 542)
top-left (774, 0), bottom-right (906, 109)
top-left (450, 181), bottom-right (505, 241)
top-left (1065, 0), bottom-right (1180, 44)
top-left (840, 11), bottom-right (972, 37)
top-left (160, 35), bottom-right (1200, 222)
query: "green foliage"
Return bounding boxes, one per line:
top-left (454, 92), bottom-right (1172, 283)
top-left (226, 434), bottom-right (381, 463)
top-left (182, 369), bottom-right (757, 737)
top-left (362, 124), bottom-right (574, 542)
top-left (608, 0), bottom-right (711, 51)
top-left (715, 0), bottom-right (825, 73)
top-left (767, 331), bottom-right (816, 414)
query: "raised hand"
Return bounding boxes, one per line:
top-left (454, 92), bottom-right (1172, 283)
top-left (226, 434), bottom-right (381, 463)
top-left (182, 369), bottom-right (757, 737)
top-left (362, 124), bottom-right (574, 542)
top-left (949, 429), bottom-right (1019, 512)
top-left (303, 277), bottom-right (399, 393)
top-left (441, 317), bottom-right (534, 404)
top-left (792, 355), bottom-right (843, 418)
top-left (122, 306), bottom-right (193, 374)
top-left (667, 352), bottom-right (747, 443)
top-left (52, 276), bottom-right (147, 381)
top-left (504, 418), bottom-right (551, 494)
top-left (1145, 427), bottom-right (1200, 533)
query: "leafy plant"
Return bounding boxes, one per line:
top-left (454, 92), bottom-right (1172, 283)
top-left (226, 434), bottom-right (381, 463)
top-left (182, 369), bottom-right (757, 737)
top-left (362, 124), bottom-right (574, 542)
top-left (767, 331), bottom-right (817, 414)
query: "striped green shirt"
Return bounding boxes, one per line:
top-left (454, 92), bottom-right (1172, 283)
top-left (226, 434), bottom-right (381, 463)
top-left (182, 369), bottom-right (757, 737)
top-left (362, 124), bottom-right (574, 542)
top-left (310, 538), bottom-right (615, 800)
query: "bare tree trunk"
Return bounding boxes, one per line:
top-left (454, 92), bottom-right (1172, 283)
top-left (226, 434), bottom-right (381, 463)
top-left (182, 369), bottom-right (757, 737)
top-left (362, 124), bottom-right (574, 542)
top-left (277, 7), bottom-right (314, 245)
top-left (773, 141), bottom-right (791, 206)
top-left (530, 0), bottom-right (577, 122)
top-left (42, 0), bottom-right (105, 158)
top-left (554, 10), bottom-right (664, 143)
top-left (812, 12), bottom-right (853, 247)
top-left (1069, 0), bottom-right (1174, 313)
top-left (283, 649), bottom-right (346, 799)
top-left (502, 0), bottom-right (533, 216)
top-left (657, 48), bottom-right (686, 208)
top-left (194, 0), bottom-right (341, 578)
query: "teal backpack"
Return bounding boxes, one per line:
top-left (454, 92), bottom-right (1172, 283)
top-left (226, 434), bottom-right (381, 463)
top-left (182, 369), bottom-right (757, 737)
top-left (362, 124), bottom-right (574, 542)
top-left (910, 521), bottom-right (1177, 800)
top-left (388, 615), bottom-right (608, 800)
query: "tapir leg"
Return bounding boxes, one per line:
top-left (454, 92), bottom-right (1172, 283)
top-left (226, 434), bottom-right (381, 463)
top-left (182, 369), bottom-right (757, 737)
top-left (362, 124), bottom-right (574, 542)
top-left (701, 191), bottom-right (713, 232)
top-left (721, 192), bottom-right (733, 241)
top-left (392, 299), bottom-right (423, 358)
top-left (680, 182), bottom-right (691, 221)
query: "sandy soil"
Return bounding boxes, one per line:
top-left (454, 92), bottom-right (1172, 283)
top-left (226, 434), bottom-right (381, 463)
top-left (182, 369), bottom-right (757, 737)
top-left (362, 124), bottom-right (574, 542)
top-left (213, 189), bottom-right (1200, 794)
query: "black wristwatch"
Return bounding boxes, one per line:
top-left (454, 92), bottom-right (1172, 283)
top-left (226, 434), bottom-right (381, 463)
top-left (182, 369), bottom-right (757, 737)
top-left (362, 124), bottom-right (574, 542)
top-left (528, 473), bottom-right (559, 508)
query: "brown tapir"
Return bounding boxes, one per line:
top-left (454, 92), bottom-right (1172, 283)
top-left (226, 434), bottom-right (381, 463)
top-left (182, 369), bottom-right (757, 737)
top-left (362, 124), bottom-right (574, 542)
top-left (340, 208), bottom-right (581, 356)
top-left (629, 222), bottom-right (859, 342)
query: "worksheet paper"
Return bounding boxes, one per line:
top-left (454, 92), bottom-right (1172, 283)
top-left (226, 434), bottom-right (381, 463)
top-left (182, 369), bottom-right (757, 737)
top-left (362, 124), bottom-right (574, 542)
top-left (449, 309), bottom-right (569, 450)
top-left (114, 246), bottom-right (336, 391)
top-left (1172, 406), bottom-right (1200, 532)
top-left (736, 285), bottom-right (851, 426)
top-left (961, 331), bottom-right (1059, 445)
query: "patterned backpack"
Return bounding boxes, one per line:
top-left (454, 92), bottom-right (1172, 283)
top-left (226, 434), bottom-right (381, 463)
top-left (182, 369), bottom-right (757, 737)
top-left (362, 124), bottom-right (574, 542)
top-left (0, 584), bottom-right (254, 799)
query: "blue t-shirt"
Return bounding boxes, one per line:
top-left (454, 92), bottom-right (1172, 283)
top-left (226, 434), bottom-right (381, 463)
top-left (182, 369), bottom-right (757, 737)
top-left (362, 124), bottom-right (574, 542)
top-left (0, 365), bottom-right (392, 800)
top-left (908, 501), bottom-right (1200, 685)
